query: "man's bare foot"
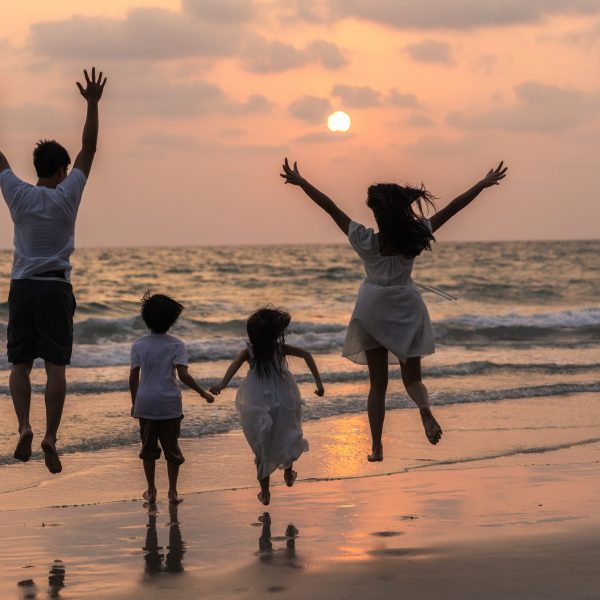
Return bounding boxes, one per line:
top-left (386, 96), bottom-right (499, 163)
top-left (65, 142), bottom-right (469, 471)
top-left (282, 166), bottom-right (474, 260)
top-left (367, 445), bottom-right (383, 462)
top-left (284, 468), bottom-right (297, 487)
top-left (420, 407), bottom-right (443, 445)
top-left (143, 488), bottom-right (157, 503)
top-left (257, 490), bottom-right (270, 506)
top-left (14, 428), bottom-right (33, 462)
top-left (168, 491), bottom-right (183, 505)
top-left (41, 438), bottom-right (62, 474)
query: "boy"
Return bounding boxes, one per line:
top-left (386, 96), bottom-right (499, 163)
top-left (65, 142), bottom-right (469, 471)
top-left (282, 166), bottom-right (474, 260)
top-left (130, 293), bottom-right (214, 504)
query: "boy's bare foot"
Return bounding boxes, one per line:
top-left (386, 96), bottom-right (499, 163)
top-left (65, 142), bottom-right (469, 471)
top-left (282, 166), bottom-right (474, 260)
top-left (143, 488), bottom-right (157, 503)
top-left (41, 438), bottom-right (62, 474)
top-left (14, 428), bottom-right (33, 462)
top-left (168, 491), bottom-right (183, 505)
top-left (367, 445), bottom-right (383, 462)
top-left (420, 407), bottom-right (443, 445)
top-left (284, 468), bottom-right (297, 487)
top-left (257, 490), bottom-right (270, 506)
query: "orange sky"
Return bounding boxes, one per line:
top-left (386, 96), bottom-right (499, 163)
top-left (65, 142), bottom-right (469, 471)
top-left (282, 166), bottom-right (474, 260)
top-left (1, 0), bottom-right (599, 246)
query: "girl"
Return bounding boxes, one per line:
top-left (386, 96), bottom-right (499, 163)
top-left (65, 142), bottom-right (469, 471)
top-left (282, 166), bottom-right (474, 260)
top-left (210, 307), bottom-right (324, 505)
top-left (280, 158), bottom-right (507, 461)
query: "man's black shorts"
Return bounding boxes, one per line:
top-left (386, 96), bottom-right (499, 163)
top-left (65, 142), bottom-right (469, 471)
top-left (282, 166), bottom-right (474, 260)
top-left (7, 279), bottom-right (76, 366)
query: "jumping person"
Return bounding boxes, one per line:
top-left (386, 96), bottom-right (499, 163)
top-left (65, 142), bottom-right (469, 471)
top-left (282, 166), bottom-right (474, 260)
top-left (281, 158), bottom-right (507, 461)
top-left (0, 67), bottom-right (107, 473)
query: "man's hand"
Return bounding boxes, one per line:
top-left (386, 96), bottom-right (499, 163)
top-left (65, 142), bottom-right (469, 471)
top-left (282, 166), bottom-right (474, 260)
top-left (76, 67), bottom-right (107, 104)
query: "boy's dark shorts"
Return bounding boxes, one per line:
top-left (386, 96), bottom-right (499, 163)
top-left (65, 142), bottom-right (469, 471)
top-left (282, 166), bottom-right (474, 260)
top-left (7, 279), bottom-right (76, 366)
top-left (139, 416), bottom-right (185, 465)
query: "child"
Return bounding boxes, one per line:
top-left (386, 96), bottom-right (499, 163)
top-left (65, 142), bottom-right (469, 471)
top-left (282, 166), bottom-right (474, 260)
top-left (130, 293), bottom-right (214, 504)
top-left (281, 158), bottom-right (507, 461)
top-left (210, 307), bottom-right (324, 505)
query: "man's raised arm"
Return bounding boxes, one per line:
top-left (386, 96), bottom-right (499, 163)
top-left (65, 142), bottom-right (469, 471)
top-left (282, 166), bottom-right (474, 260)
top-left (73, 67), bottom-right (107, 178)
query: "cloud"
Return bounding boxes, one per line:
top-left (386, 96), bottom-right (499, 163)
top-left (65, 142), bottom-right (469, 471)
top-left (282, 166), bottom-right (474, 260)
top-left (447, 81), bottom-right (600, 132)
top-left (114, 78), bottom-right (274, 118)
top-left (327, 0), bottom-right (600, 30)
top-left (331, 84), bottom-right (381, 107)
top-left (407, 113), bottom-right (434, 127)
top-left (288, 95), bottom-right (332, 123)
top-left (404, 40), bottom-right (452, 64)
top-left (294, 131), bottom-right (354, 143)
top-left (182, 0), bottom-right (256, 22)
top-left (0, 103), bottom-right (73, 134)
top-left (30, 7), bottom-right (244, 61)
top-left (241, 36), bottom-right (347, 72)
top-left (388, 89), bottom-right (420, 108)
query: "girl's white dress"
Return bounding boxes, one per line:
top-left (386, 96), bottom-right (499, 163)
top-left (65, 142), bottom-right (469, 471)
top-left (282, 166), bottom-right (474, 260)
top-left (342, 220), bottom-right (435, 364)
top-left (236, 349), bottom-right (309, 480)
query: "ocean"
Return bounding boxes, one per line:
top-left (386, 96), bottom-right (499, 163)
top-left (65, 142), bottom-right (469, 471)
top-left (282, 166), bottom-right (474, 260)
top-left (1, 239), bottom-right (599, 469)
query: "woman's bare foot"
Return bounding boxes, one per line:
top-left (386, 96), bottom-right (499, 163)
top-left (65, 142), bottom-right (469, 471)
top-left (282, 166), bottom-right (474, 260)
top-left (168, 491), bottom-right (183, 505)
top-left (143, 488), bottom-right (157, 503)
top-left (419, 407), bottom-right (443, 445)
top-left (257, 490), bottom-right (270, 506)
top-left (14, 428), bottom-right (33, 462)
top-left (284, 468), bottom-right (297, 487)
top-left (367, 445), bottom-right (384, 462)
top-left (41, 438), bottom-right (62, 474)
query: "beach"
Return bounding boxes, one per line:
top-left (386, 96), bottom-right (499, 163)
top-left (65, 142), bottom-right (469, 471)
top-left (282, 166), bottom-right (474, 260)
top-left (1, 239), bottom-right (600, 597)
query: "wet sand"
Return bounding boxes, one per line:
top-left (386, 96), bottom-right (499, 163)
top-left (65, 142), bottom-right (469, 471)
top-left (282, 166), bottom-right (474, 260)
top-left (2, 441), bottom-right (600, 599)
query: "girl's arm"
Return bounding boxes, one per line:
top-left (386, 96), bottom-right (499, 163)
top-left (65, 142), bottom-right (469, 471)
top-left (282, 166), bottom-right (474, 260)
top-left (209, 348), bottom-right (250, 395)
top-left (176, 365), bottom-right (214, 402)
top-left (281, 158), bottom-right (351, 235)
top-left (284, 344), bottom-right (325, 396)
top-left (429, 162), bottom-right (507, 233)
top-left (129, 367), bottom-right (140, 416)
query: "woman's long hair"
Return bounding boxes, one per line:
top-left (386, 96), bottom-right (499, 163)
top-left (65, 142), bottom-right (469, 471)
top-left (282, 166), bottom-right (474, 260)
top-left (247, 307), bottom-right (291, 378)
top-left (367, 183), bottom-right (436, 258)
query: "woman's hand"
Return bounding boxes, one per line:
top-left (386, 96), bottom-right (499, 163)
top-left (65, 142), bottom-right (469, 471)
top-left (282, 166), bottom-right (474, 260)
top-left (480, 161), bottom-right (508, 188)
top-left (280, 158), bottom-right (305, 186)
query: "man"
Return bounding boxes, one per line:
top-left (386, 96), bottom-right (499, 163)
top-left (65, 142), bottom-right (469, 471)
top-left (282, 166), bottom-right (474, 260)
top-left (0, 67), bottom-right (107, 474)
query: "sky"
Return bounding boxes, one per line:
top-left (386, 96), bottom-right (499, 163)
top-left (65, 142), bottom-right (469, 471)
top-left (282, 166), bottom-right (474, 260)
top-left (1, 0), bottom-right (599, 247)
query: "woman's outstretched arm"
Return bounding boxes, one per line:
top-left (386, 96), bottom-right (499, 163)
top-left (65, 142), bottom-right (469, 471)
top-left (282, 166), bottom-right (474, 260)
top-left (209, 348), bottom-right (250, 394)
top-left (429, 162), bottom-right (507, 233)
top-left (284, 344), bottom-right (325, 396)
top-left (281, 158), bottom-right (351, 235)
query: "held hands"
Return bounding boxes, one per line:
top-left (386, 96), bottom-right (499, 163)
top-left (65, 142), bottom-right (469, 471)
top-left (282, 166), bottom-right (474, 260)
top-left (280, 158), bottom-right (305, 186)
top-left (209, 383), bottom-right (225, 395)
top-left (76, 67), bottom-right (107, 104)
top-left (201, 389), bottom-right (215, 403)
top-left (480, 161), bottom-right (508, 188)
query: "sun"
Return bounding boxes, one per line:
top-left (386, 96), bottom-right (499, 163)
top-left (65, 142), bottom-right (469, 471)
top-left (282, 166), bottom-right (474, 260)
top-left (327, 111), bottom-right (351, 132)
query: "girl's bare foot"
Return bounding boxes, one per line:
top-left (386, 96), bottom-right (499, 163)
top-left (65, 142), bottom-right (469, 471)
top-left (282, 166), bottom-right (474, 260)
top-left (419, 407), bottom-right (442, 445)
top-left (367, 445), bottom-right (384, 462)
top-left (143, 488), bottom-right (157, 503)
top-left (14, 428), bottom-right (33, 462)
top-left (257, 490), bottom-right (270, 505)
top-left (284, 468), bottom-right (297, 487)
top-left (41, 438), bottom-right (62, 474)
top-left (168, 491), bottom-right (183, 505)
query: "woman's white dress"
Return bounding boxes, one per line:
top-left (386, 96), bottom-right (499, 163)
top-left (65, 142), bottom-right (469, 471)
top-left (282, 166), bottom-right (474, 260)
top-left (342, 220), bottom-right (435, 364)
top-left (236, 352), bottom-right (309, 480)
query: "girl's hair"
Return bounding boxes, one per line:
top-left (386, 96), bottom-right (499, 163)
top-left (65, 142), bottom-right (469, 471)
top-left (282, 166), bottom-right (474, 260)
top-left (247, 306), bottom-right (291, 378)
top-left (366, 183), bottom-right (436, 258)
top-left (141, 292), bottom-right (184, 334)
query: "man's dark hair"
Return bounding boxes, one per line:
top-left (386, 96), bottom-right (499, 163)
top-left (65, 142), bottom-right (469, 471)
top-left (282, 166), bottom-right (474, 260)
top-left (141, 292), bottom-right (184, 334)
top-left (33, 140), bottom-right (71, 178)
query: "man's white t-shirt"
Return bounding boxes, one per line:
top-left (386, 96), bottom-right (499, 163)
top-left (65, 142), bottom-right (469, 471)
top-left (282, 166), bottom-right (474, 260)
top-left (0, 167), bottom-right (87, 280)
top-left (131, 333), bottom-right (188, 420)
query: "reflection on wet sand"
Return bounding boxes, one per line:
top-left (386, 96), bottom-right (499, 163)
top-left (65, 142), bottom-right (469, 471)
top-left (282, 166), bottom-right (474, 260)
top-left (143, 504), bottom-right (186, 578)
top-left (17, 559), bottom-right (65, 600)
top-left (256, 513), bottom-right (301, 568)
